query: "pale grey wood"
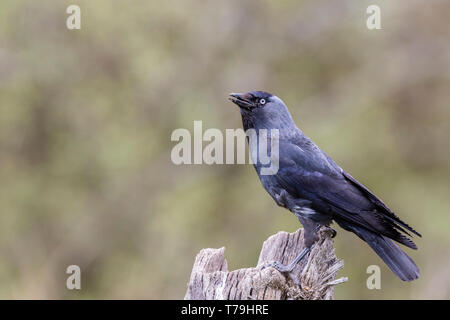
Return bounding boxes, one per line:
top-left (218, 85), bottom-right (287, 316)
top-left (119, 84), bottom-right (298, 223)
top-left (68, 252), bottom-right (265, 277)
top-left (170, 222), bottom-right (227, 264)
top-left (184, 227), bottom-right (347, 300)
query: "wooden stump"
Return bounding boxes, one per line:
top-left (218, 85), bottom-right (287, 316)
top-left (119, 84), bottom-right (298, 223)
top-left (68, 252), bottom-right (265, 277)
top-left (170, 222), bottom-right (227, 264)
top-left (185, 227), bottom-right (347, 300)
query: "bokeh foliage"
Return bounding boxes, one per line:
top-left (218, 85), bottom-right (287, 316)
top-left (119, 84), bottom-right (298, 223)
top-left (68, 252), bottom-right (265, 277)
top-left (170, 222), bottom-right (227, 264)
top-left (0, 0), bottom-right (449, 299)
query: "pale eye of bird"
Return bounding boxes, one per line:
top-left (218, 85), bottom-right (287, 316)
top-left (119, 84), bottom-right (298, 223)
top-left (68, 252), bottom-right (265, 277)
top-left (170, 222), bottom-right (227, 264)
top-left (259, 98), bottom-right (266, 105)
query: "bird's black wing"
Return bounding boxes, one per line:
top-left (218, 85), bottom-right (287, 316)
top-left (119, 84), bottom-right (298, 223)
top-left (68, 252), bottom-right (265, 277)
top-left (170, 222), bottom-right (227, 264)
top-left (340, 170), bottom-right (421, 237)
top-left (274, 140), bottom-right (419, 249)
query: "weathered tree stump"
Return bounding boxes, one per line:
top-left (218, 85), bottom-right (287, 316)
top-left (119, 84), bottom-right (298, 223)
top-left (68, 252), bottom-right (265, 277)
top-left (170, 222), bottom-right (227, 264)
top-left (185, 227), bottom-right (347, 300)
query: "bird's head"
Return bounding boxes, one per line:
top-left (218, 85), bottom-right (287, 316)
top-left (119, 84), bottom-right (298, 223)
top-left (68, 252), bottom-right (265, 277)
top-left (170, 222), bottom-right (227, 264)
top-left (228, 91), bottom-right (273, 111)
top-left (228, 91), bottom-right (294, 131)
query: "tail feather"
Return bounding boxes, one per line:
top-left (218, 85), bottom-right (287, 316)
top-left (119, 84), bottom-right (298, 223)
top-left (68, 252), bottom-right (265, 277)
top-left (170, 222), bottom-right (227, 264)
top-left (339, 223), bottom-right (419, 281)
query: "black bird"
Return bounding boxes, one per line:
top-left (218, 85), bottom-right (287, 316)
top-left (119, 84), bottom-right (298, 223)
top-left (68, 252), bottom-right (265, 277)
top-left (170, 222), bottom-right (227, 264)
top-left (229, 90), bottom-right (421, 281)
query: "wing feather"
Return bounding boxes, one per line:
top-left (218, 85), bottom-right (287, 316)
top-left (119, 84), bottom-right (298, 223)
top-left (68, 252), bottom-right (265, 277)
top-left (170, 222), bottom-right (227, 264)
top-left (273, 140), bottom-right (419, 249)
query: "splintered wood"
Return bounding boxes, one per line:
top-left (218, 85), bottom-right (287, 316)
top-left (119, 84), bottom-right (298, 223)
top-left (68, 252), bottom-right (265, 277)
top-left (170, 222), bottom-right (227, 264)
top-left (185, 228), bottom-right (347, 300)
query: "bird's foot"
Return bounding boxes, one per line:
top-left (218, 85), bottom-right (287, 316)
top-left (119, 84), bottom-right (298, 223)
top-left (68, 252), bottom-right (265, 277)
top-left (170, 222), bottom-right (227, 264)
top-left (263, 260), bottom-right (295, 273)
top-left (261, 247), bottom-right (311, 288)
top-left (325, 226), bottom-right (337, 238)
top-left (315, 225), bottom-right (337, 238)
top-left (262, 261), bottom-right (301, 287)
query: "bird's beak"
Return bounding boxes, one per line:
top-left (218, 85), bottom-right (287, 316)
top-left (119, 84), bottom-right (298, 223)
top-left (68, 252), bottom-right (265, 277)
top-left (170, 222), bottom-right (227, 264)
top-left (228, 93), bottom-right (254, 109)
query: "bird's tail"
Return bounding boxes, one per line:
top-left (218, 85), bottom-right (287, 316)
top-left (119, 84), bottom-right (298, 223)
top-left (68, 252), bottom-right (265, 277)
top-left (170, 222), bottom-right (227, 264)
top-left (340, 223), bottom-right (419, 281)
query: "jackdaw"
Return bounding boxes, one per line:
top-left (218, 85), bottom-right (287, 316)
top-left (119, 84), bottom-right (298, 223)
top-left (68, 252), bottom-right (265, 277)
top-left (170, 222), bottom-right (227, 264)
top-left (229, 90), bottom-right (421, 282)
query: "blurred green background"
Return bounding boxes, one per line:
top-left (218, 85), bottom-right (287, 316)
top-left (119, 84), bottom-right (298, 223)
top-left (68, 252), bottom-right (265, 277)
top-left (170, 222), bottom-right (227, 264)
top-left (1, 0), bottom-right (449, 299)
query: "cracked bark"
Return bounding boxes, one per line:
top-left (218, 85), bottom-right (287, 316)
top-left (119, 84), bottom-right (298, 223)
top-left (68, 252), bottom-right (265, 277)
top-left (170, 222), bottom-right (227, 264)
top-left (184, 227), bottom-right (348, 300)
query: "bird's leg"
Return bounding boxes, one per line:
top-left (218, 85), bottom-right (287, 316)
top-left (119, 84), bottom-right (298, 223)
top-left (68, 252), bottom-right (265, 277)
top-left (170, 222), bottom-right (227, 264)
top-left (267, 247), bottom-right (310, 273)
top-left (262, 247), bottom-right (311, 287)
